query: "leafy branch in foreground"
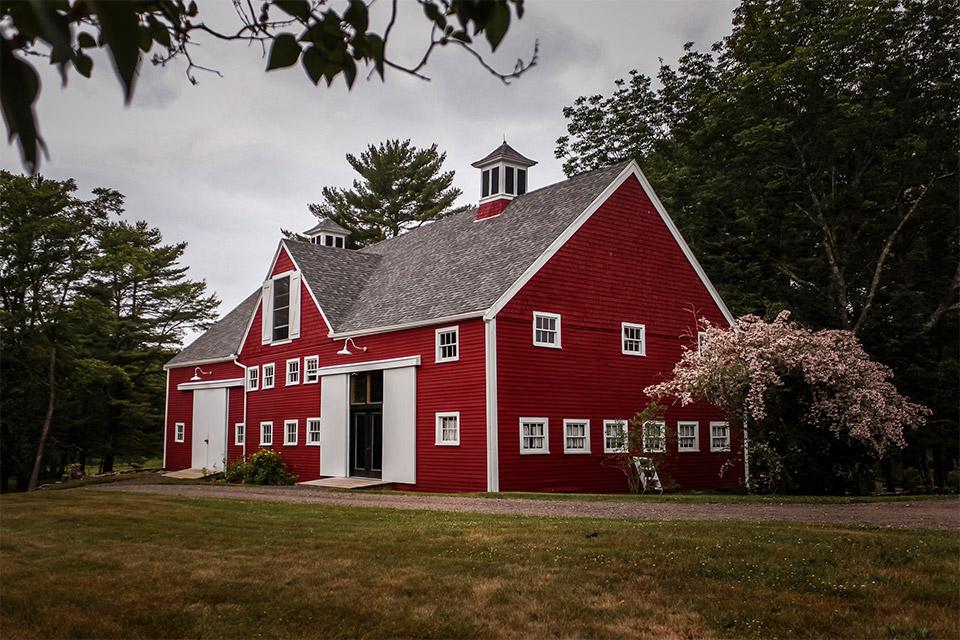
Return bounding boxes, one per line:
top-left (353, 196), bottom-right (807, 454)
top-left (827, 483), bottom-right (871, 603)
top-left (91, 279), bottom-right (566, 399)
top-left (0, 0), bottom-right (537, 172)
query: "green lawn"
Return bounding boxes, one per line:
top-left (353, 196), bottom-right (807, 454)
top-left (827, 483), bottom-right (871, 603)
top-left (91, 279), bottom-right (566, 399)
top-left (1, 490), bottom-right (956, 639)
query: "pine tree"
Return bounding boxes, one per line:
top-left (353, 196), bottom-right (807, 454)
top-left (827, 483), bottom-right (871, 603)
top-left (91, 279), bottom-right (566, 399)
top-left (309, 140), bottom-right (466, 247)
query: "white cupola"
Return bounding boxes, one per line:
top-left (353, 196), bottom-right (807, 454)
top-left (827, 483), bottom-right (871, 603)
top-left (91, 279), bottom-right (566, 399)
top-left (471, 142), bottom-right (537, 220)
top-left (304, 218), bottom-right (350, 248)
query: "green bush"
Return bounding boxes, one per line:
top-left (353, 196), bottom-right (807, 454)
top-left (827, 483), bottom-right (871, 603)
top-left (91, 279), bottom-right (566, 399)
top-left (223, 449), bottom-right (296, 485)
top-left (946, 470), bottom-right (960, 494)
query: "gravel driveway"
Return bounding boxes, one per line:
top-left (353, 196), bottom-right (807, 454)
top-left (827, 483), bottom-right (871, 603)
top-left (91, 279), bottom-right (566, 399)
top-left (88, 483), bottom-right (959, 530)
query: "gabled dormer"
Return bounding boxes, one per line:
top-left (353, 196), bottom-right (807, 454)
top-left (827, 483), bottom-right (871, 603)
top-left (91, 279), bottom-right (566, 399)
top-left (472, 142), bottom-right (537, 221)
top-left (304, 218), bottom-right (350, 248)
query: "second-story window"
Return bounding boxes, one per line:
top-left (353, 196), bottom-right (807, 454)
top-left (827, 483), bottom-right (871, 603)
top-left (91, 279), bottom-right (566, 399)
top-left (272, 275), bottom-right (290, 341)
top-left (286, 358), bottom-right (300, 385)
top-left (533, 312), bottom-right (561, 348)
top-left (435, 326), bottom-right (459, 363)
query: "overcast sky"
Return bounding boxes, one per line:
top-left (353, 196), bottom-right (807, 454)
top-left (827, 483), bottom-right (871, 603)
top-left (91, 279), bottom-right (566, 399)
top-left (1, 0), bottom-right (738, 342)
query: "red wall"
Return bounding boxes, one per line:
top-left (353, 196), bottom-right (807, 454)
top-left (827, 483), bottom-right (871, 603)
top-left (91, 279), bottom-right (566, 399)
top-left (235, 246), bottom-right (489, 490)
top-left (164, 360), bottom-right (245, 471)
top-left (496, 174), bottom-right (742, 492)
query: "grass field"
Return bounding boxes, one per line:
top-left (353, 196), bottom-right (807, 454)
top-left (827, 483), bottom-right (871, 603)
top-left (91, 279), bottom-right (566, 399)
top-left (1, 490), bottom-right (956, 639)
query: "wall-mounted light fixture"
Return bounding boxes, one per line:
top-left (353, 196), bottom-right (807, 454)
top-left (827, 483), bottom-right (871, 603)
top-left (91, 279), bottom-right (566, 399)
top-left (337, 338), bottom-right (368, 356)
top-left (190, 366), bottom-right (212, 382)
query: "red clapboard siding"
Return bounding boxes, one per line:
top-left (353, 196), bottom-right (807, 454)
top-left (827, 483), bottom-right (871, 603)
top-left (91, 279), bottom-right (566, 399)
top-left (496, 174), bottom-right (742, 492)
top-left (164, 360), bottom-right (245, 471)
top-left (237, 246), bottom-right (488, 490)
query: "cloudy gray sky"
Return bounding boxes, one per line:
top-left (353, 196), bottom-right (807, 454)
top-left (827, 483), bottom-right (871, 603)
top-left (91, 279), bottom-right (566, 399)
top-left (1, 0), bottom-right (737, 342)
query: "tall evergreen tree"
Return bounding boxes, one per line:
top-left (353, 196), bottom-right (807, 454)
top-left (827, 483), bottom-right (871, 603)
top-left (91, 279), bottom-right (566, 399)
top-left (308, 139), bottom-right (466, 247)
top-left (556, 0), bottom-right (959, 486)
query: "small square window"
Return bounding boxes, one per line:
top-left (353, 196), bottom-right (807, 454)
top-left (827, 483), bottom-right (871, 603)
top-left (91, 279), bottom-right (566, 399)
top-left (284, 419), bottom-right (298, 445)
top-left (304, 356), bottom-right (319, 384)
top-left (435, 412), bottom-right (460, 446)
top-left (533, 312), bottom-right (561, 348)
top-left (622, 322), bottom-right (646, 356)
top-left (643, 420), bottom-right (666, 453)
top-left (710, 422), bottom-right (731, 452)
top-left (174, 422), bottom-right (185, 443)
top-left (435, 326), bottom-right (459, 363)
top-left (260, 422), bottom-right (273, 446)
top-left (262, 363), bottom-right (275, 389)
top-left (563, 419), bottom-right (590, 454)
top-left (677, 421), bottom-right (699, 452)
top-left (235, 423), bottom-right (245, 446)
top-left (603, 420), bottom-right (628, 453)
top-left (307, 418), bottom-right (321, 445)
top-left (247, 366), bottom-right (259, 391)
top-left (520, 418), bottom-right (549, 454)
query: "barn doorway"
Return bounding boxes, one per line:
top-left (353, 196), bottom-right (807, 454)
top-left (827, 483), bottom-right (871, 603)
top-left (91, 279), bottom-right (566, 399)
top-left (349, 370), bottom-right (383, 478)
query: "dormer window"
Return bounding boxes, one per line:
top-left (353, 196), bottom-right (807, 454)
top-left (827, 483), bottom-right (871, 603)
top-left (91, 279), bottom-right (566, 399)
top-left (272, 275), bottom-right (290, 342)
top-left (261, 270), bottom-right (301, 345)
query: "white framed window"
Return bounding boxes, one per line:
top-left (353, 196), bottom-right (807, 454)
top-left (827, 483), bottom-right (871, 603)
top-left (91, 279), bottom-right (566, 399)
top-left (174, 422), bottom-right (185, 443)
top-left (435, 412), bottom-right (460, 446)
top-left (260, 421), bottom-right (273, 446)
top-left (306, 418), bottom-right (321, 445)
top-left (435, 326), bottom-right (460, 363)
top-left (261, 271), bottom-right (301, 345)
top-left (563, 419), bottom-right (590, 454)
top-left (643, 420), bottom-right (667, 453)
top-left (603, 419), bottom-right (628, 453)
top-left (677, 421), bottom-right (699, 452)
top-left (621, 322), bottom-right (646, 356)
top-left (286, 358), bottom-right (300, 386)
top-left (284, 419), bottom-right (298, 445)
top-left (533, 312), bottom-right (561, 348)
top-left (710, 421), bottom-right (731, 452)
top-left (246, 365), bottom-right (259, 391)
top-left (697, 331), bottom-right (707, 355)
top-left (235, 423), bottom-right (245, 446)
top-left (304, 355), bottom-right (319, 384)
top-left (520, 417), bottom-right (549, 454)
top-left (262, 363), bottom-right (275, 389)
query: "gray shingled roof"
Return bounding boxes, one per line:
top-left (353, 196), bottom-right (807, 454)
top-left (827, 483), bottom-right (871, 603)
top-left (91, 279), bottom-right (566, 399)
top-left (471, 142), bottom-right (538, 168)
top-left (167, 290), bottom-right (261, 366)
top-left (169, 161), bottom-right (629, 363)
top-left (304, 218), bottom-right (350, 236)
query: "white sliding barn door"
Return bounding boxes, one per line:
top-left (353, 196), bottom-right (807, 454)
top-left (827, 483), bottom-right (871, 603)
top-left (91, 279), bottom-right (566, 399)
top-left (191, 388), bottom-right (228, 471)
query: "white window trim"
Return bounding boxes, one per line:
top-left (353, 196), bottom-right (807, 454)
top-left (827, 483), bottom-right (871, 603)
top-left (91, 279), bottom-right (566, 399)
top-left (710, 421), bottom-right (731, 452)
top-left (562, 419), bottom-right (591, 454)
top-left (306, 417), bottom-right (321, 446)
top-left (174, 422), bottom-right (185, 443)
top-left (283, 419), bottom-right (298, 446)
top-left (519, 417), bottom-right (550, 454)
top-left (532, 311), bottom-right (562, 349)
top-left (643, 420), bottom-right (667, 453)
top-left (303, 355), bottom-right (320, 384)
top-left (697, 331), bottom-right (707, 355)
top-left (262, 362), bottom-right (275, 389)
top-left (435, 326), bottom-right (460, 363)
top-left (246, 365), bottom-right (259, 391)
top-left (235, 423), bottom-right (245, 446)
top-left (435, 411), bottom-right (461, 446)
top-left (621, 322), bottom-right (646, 356)
top-left (286, 358), bottom-right (300, 386)
top-left (677, 421), bottom-right (699, 452)
top-left (603, 419), bottom-right (629, 453)
top-left (260, 421), bottom-right (273, 446)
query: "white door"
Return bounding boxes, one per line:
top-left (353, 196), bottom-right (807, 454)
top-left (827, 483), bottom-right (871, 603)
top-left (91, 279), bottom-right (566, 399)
top-left (191, 388), bottom-right (228, 471)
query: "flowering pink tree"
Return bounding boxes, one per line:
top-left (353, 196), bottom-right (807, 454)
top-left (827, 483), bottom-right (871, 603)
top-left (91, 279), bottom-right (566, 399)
top-left (646, 312), bottom-right (929, 493)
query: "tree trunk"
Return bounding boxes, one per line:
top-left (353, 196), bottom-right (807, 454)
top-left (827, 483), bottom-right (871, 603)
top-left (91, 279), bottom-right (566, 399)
top-left (27, 344), bottom-right (57, 491)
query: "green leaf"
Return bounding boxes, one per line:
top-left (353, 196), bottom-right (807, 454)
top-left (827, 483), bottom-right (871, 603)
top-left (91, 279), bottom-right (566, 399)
top-left (73, 52), bottom-right (93, 78)
top-left (77, 32), bottom-right (97, 49)
top-left (266, 33), bottom-right (302, 70)
top-left (423, 2), bottom-right (446, 29)
top-left (89, 0), bottom-right (141, 103)
top-left (449, 30), bottom-right (472, 44)
top-left (344, 0), bottom-right (369, 34)
top-left (484, 2), bottom-right (510, 52)
top-left (0, 44), bottom-right (47, 172)
top-left (147, 16), bottom-right (172, 49)
top-left (301, 46), bottom-right (323, 85)
top-left (273, 0), bottom-right (311, 20)
top-left (342, 56), bottom-right (356, 89)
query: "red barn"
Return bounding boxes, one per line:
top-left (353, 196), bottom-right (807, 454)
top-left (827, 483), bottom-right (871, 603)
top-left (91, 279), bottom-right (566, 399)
top-left (163, 145), bottom-right (745, 492)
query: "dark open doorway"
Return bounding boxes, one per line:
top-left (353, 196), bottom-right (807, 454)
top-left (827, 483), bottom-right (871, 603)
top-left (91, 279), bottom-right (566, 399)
top-left (349, 370), bottom-right (382, 478)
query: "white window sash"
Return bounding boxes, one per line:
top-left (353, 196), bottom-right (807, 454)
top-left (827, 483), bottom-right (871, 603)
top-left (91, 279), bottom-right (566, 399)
top-left (286, 358), bottom-right (300, 386)
top-left (306, 418), bottom-right (321, 445)
top-left (304, 356), bottom-right (319, 384)
top-left (532, 312), bottom-right (561, 348)
top-left (247, 366), bottom-right (259, 391)
top-left (621, 322), bottom-right (646, 356)
top-left (284, 419), bottom-right (298, 445)
top-left (642, 420), bottom-right (666, 453)
top-left (562, 419), bottom-right (591, 454)
top-left (435, 412), bottom-right (460, 446)
top-left (260, 422), bottom-right (273, 446)
top-left (710, 421), bottom-right (731, 452)
top-left (677, 421), bottom-right (699, 452)
top-left (519, 417), bottom-right (549, 454)
top-left (603, 419), bottom-right (629, 453)
top-left (174, 422), bottom-right (185, 443)
top-left (262, 363), bottom-right (275, 389)
top-left (235, 423), bottom-right (245, 445)
top-left (435, 326), bottom-right (460, 363)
